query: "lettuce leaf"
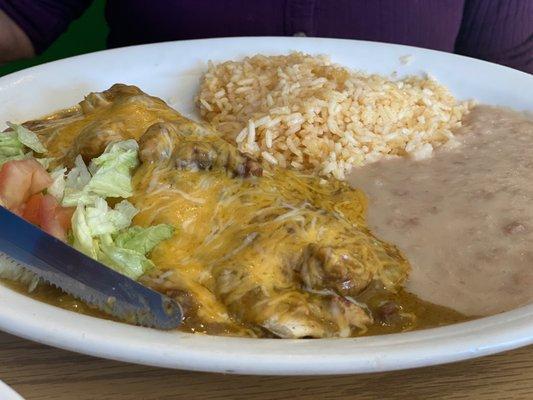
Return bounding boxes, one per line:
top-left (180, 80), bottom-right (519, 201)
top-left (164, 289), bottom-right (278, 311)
top-left (114, 224), bottom-right (174, 255)
top-left (48, 167), bottom-right (67, 202)
top-left (98, 234), bottom-right (154, 280)
top-left (35, 157), bottom-right (55, 170)
top-left (62, 141), bottom-right (139, 207)
top-left (0, 131), bottom-right (26, 166)
top-left (84, 198), bottom-right (138, 236)
top-left (71, 204), bottom-right (98, 259)
top-left (6, 122), bottom-right (46, 153)
top-left (86, 140), bottom-right (139, 198)
top-left (101, 223), bottom-right (173, 279)
top-left (62, 156), bottom-right (96, 206)
top-left (70, 197), bottom-right (170, 280)
top-left (72, 199), bottom-right (137, 241)
top-left (67, 155), bottom-right (92, 190)
top-left (0, 131), bottom-right (24, 158)
top-left (0, 123), bottom-right (48, 167)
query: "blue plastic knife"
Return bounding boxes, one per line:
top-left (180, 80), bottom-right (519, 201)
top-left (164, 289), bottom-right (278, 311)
top-left (0, 205), bottom-right (183, 329)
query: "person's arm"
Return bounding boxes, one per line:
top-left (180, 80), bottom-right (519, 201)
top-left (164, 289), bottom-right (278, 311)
top-left (455, 0), bottom-right (532, 74)
top-left (0, 0), bottom-right (93, 63)
top-left (0, 9), bottom-right (34, 63)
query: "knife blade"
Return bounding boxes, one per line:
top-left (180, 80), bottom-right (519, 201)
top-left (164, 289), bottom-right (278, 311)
top-left (0, 206), bottom-right (183, 330)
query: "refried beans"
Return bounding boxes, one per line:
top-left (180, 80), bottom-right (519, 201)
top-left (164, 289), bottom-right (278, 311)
top-left (349, 105), bottom-right (533, 316)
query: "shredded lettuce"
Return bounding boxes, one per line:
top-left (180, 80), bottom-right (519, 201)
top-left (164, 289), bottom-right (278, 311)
top-left (71, 204), bottom-right (98, 259)
top-left (86, 140), bottom-right (139, 197)
top-left (84, 198), bottom-right (138, 236)
top-left (36, 157), bottom-right (55, 170)
top-left (68, 155), bottom-right (92, 190)
top-left (60, 138), bottom-right (169, 280)
top-left (0, 123), bottom-right (48, 167)
top-left (62, 156), bottom-right (95, 206)
top-left (48, 167), bottom-right (67, 202)
top-left (0, 131), bottom-right (24, 159)
top-left (114, 224), bottom-right (174, 255)
top-left (6, 122), bottom-right (46, 153)
top-left (62, 140), bottom-right (139, 206)
top-left (0, 131), bottom-right (27, 166)
top-left (102, 223), bottom-right (173, 279)
top-left (70, 197), bottom-right (171, 279)
top-left (98, 234), bottom-right (154, 280)
top-left (71, 199), bottom-right (137, 250)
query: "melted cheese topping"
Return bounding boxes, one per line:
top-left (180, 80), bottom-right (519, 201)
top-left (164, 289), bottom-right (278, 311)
top-left (38, 91), bottom-right (181, 161)
top-left (132, 159), bottom-right (409, 336)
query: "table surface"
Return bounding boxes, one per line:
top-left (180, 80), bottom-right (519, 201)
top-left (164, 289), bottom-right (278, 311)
top-left (1, 331), bottom-right (532, 400)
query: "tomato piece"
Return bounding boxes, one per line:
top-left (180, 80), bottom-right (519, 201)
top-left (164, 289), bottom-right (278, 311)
top-left (39, 195), bottom-right (68, 241)
top-left (17, 193), bottom-right (72, 240)
top-left (0, 160), bottom-right (71, 240)
top-left (0, 159), bottom-right (52, 211)
top-left (0, 160), bottom-right (34, 209)
top-left (29, 160), bottom-right (53, 195)
top-left (22, 193), bottom-right (44, 225)
top-left (56, 206), bottom-right (75, 231)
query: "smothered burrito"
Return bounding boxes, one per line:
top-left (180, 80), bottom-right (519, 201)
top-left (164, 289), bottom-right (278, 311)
top-left (0, 84), bottom-right (466, 338)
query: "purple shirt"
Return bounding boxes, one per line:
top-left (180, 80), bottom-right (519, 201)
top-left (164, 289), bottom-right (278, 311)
top-left (1, 0), bottom-right (532, 73)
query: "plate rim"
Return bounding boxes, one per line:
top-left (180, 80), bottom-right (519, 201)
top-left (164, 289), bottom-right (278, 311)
top-left (1, 35), bottom-right (533, 83)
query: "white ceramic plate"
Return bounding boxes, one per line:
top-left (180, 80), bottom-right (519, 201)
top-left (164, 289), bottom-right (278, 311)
top-left (0, 37), bottom-right (532, 375)
top-left (0, 381), bottom-right (24, 400)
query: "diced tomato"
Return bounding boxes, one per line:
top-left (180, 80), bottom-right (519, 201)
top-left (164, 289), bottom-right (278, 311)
top-left (20, 193), bottom-right (74, 241)
top-left (22, 193), bottom-right (44, 225)
top-left (0, 159), bottom-right (72, 240)
top-left (39, 195), bottom-right (68, 241)
top-left (29, 161), bottom-right (53, 194)
top-left (0, 160), bottom-right (34, 209)
top-left (56, 206), bottom-right (75, 232)
top-left (0, 159), bottom-right (52, 210)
